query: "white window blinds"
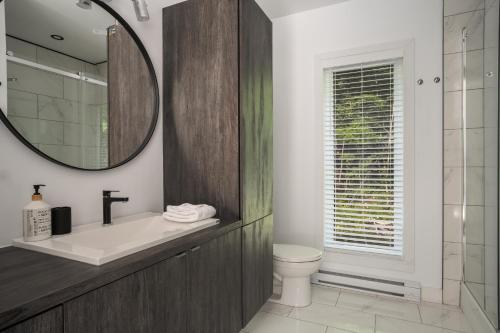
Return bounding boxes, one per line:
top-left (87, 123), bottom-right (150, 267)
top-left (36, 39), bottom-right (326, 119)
top-left (323, 59), bottom-right (404, 256)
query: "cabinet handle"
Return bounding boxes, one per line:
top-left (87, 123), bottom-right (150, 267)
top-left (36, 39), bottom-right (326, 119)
top-left (175, 252), bottom-right (187, 258)
top-left (190, 246), bottom-right (201, 252)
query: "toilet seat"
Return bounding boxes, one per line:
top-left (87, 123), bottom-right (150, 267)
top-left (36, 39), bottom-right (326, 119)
top-left (273, 244), bottom-right (322, 263)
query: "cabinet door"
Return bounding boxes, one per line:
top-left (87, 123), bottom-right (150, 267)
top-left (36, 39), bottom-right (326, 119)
top-left (108, 23), bottom-right (155, 166)
top-left (239, 0), bottom-right (273, 225)
top-left (1, 307), bottom-right (62, 333)
top-left (64, 255), bottom-right (187, 333)
top-left (242, 215), bottom-right (273, 325)
top-left (188, 228), bottom-right (242, 333)
top-left (163, 0), bottom-right (240, 223)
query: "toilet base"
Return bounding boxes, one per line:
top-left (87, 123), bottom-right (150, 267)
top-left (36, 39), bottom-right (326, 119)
top-left (268, 276), bottom-right (312, 307)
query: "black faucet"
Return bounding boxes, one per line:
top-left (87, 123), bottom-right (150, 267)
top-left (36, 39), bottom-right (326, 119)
top-left (103, 190), bottom-right (129, 225)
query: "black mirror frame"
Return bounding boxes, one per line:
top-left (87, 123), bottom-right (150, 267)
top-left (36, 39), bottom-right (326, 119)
top-left (0, 0), bottom-right (160, 171)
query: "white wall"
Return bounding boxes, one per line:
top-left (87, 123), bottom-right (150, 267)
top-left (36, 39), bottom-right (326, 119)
top-left (273, 0), bottom-right (443, 292)
top-left (0, 0), bottom-right (185, 247)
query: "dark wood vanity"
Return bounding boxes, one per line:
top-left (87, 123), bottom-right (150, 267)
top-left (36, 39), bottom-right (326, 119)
top-left (0, 221), bottom-right (242, 333)
top-left (163, 0), bottom-right (273, 328)
top-left (0, 0), bottom-right (272, 331)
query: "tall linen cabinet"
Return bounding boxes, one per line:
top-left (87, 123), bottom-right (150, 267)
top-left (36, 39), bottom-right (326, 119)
top-left (163, 0), bottom-right (273, 328)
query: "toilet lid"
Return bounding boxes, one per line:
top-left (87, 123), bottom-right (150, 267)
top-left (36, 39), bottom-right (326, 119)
top-left (273, 244), bottom-right (323, 263)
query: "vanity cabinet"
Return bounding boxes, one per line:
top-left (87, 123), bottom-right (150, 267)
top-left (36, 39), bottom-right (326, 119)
top-left (162, 0), bottom-right (273, 225)
top-left (1, 307), bottom-right (63, 333)
top-left (64, 255), bottom-right (187, 333)
top-left (62, 228), bottom-right (241, 333)
top-left (242, 215), bottom-right (274, 324)
top-left (240, 0), bottom-right (273, 226)
top-left (188, 228), bottom-right (242, 333)
top-left (163, 0), bottom-right (273, 328)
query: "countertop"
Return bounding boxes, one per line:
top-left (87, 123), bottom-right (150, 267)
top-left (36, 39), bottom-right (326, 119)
top-left (0, 219), bottom-right (241, 330)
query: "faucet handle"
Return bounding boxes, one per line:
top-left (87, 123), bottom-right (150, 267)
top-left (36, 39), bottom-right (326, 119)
top-left (103, 190), bottom-right (120, 197)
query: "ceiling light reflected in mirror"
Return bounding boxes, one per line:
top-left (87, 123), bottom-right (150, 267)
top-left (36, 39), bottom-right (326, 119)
top-left (76, 0), bottom-right (92, 10)
top-left (131, 0), bottom-right (149, 21)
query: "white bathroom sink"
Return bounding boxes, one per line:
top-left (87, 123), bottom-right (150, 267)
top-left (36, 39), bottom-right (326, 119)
top-left (12, 212), bottom-right (219, 265)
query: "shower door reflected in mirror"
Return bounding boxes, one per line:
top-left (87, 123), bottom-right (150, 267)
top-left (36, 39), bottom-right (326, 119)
top-left (0, 0), bottom-right (158, 170)
top-left (462, 0), bottom-right (499, 327)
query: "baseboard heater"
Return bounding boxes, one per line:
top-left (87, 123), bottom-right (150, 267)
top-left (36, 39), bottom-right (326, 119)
top-left (312, 270), bottom-right (421, 302)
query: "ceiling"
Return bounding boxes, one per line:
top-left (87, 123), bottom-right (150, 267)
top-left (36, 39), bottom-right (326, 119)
top-left (255, 0), bottom-right (349, 18)
top-left (153, 0), bottom-right (349, 18)
top-left (5, 0), bottom-right (115, 64)
top-left (3, 0), bottom-right (347, 64)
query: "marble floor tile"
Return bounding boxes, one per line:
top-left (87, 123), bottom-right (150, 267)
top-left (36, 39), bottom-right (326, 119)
top-left (326, 327), bottom-right (355, 333)
top-left (244, 287), bottom-right (475, 333)
top-left (260, 301), bottom-right (294, 317)
top-left (242, 312), bottom-right (327, 333)
top-left (290, 302), bottom-right (375, 333)
top-left (311, 284), bottom-right (341, 306)
top-left (375, 316), bottom-right (461, 333)
top-left (336, 291), bottom-right (421, 323)
top-left (419, 302), bottom-right (473, 332)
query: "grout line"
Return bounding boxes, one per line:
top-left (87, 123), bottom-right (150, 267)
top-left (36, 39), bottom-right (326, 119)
top-left (376, 313), bottom-right (468, 333)
top-left (444, 9), bottom-right (485, 18)
top-left (286, 305), bottom-right (294, 318)
top-left (444, 49), bottom-right (484, 56)
top-left (444, 48), bottom-right (484, 56)
top-left (265, 311), bottom-right (331, 331)
top-left (417, 303), bottom-right (424, 323)
top-left (286, 316), bottom-right (350, 332)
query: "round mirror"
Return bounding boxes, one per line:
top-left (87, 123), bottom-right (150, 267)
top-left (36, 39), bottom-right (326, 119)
top-left (0, 0), bottom-right (159, 170)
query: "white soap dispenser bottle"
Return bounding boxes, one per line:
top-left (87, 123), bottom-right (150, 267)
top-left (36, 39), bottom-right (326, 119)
top-left (23, 184), bottom-right (52, 242)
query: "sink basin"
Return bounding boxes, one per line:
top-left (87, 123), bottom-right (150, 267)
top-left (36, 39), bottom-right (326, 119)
top-left (13, 212), bottom-right (219, 265)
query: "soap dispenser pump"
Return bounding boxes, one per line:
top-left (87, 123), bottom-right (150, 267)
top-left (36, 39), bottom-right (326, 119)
top-left (23, 184), bottom-right (51, 242)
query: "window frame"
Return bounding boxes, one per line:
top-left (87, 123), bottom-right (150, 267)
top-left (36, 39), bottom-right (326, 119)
top-left (315, 40), bottom-right (415, 272)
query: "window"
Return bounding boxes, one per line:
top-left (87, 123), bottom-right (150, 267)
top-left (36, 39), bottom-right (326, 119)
top-left (323, 59), bottom-right (404, 256)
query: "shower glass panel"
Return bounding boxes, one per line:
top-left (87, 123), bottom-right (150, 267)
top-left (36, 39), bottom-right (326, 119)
top-left (74, 74), bottom-right (109, 169)
top-left (463, 0), bottom-right (499, 327)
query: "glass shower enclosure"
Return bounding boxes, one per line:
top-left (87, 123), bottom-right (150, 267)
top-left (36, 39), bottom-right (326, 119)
top-left (462, 0), bottom-right (499, 327)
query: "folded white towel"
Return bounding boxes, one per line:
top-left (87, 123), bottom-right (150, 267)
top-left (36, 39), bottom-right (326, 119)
top-left (163, 203), bottom-right (216, 223)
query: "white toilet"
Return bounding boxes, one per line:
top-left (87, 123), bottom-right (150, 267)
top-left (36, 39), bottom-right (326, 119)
top-left (270, 244), bottom-right (323, 307)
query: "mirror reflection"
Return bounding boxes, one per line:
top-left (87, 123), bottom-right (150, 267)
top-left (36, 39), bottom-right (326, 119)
top-left (1, 0), bottom-right (157, 170)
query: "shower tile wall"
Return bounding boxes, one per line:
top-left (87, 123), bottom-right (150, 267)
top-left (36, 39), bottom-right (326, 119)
top-left (443, 1), bottom-right (499, 321)
top-left (5, 36), bottom-right (108, 168)
top-left (443, 0), bottom-right (486, 306)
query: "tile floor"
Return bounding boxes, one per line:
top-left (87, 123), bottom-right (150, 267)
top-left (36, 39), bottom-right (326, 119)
top-left (241, 285), bottom-right (474, 333)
